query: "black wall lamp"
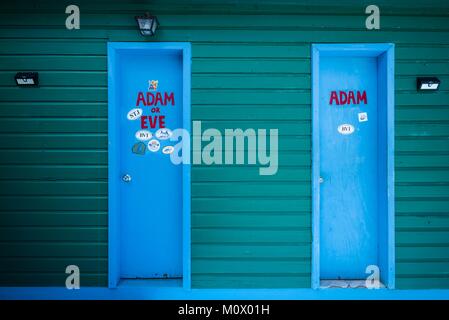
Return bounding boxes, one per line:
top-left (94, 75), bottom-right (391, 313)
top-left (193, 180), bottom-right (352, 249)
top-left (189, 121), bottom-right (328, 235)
top-left (417, 77), bottom-right (440, 91)
top-left (135, 12), bottom-right (159, 36)
top-left (15, 72), bottom-right (39, 86)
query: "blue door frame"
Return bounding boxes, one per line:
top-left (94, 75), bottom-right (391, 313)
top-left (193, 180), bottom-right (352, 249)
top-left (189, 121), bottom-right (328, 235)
top-left (311, 44), bottom-right (395, 289)
top-left (107, 42), bottom-right (191, 289)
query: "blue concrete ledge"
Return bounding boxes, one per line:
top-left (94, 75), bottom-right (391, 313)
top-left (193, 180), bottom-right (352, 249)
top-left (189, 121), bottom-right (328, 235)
top-left (1, 284), bottom-right (449, 300)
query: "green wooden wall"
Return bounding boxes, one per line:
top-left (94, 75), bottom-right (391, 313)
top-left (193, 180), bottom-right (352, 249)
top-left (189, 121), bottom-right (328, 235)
top-left (0, 0), bottom-right (448, 289)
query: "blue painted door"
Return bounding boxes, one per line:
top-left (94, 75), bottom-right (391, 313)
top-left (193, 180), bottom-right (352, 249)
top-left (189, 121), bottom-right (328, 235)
top-left (118, 50), bottom-right (183, 278)
top-left (319, 56), bottom-right (378, 279)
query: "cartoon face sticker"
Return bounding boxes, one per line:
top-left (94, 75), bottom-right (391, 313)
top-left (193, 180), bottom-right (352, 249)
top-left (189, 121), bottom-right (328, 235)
top-left (148, 80), bottom-right (158, 91)
top-left (135, 130), bottom-right (152, 141)
top-left (127, 108), bottom-right (143, 120)
top-left (147, 139), bottom-right (160, 152)
top-left (162, 146), bottom-right (174, 155)
top-left (358, 112), bottom-right (368, 122)
top-left (155, 128), bottom-right (172, 140)
top-left (132, 142), bottom-right (146, 155)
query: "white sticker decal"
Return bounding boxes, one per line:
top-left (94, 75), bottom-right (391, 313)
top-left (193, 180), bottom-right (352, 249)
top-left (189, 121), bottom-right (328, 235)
top-left (162, 146), bottom-right (175, 154)
top-left (155, 128), bottom-right (172, 140)
top-left (135, 130), bottom-right (152, 141)
top-left (147, 139), bottom-right (160, 152)
top-left (338, 124), bottom-right (355, 135)
top-left (127, 108), bottom-right (143, 120)
top-left (148, 80), bottom-right (158, 91)
top-left (358, 112), bottom-right (368, 122)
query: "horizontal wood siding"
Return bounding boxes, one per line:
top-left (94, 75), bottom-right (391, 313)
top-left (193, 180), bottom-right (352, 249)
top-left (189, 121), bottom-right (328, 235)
top-left (0, 0), bottom-right (448, 288)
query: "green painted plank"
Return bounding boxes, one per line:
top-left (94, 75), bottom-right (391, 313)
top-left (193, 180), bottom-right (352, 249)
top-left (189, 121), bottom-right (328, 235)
top-left (192, 152), bottom-right (310, 167)
top-left (396, 169), bottom-right (449, 183)
top-left (199, 121), bottom-right (310, 135)
top-left (0, 133), bottom-right (107, 149)
top-left (396, 92), bottom-right (449, 105)
top-left (0, 150), bottom-right (107, 165)
top-left (192, 74), bottom-right (311, 89)
top-left (396, 123), bottom-right (449, 137)
top-left (396, 200), bottom-right (449, 214)
top-left (192, 213), bottom-right (310, 228)
top-left (192, 181), bottom-right (311, 197)
top-left (3, 28), bottom-right (449, 44)
top-left (0, 181), bottom-right (107, 196)
top-left (0, 102), bottom-right (107, 117)
top-left (0, 39), bottom-right (106, 54)
top-left (192, 275), bottom-right (310, 288)
top-left (396, 246), bottom-right (449, 261)
top-left (397, 262), bottom-right (449, 276)
top-left (396, 61), bottom-right (449, 76)
top-left (397, 216), bottom-right (449, 230)
top-left (0, 88), bottom-right (107, 102)
top-left (192, 229), bottom-right (311, 244)
top-left (192, 260), bottom-right (310, 274)
top-left (396, 154), bottom-right (449, 168)
top-left (396, 107), bottom-right (449, 122)
top-left (0, 56), bottom-right (106, 71)
top-left (396, 138), bottom-right (449, 152)
top-left (396, 277), bottom-right (449, 289)
top-left (192, 244), bottom-right (310, 259)
top-left (0, 196), bottom-right (107, 211)
top-left (0, 243), bottom-right (107, 258)
top-left (0, 226), bottom-right (107, 241)
top-left (0, 212), bottom-right (107, 226)
top-left (2, 14), bottom-right (449, 31)
top-left (0, 119), bottom-right (107, 133)
top-left (192, 198), bottom-right (311, 213)
top-left (192, 167), bottom-right (310, 182)
top-left (397, 231), bottom-right (449, 245)
top-left (192, 59), bottom-right (308, 74)
top-left (0, 273), bottom-right (106, 286)
top-left (1, 0), bottom-right (448, 15)
top-left (396, 185), bottom-right (449, 198)
top-left (0, 165), bottom-right (107, 180)
top-left (0, 257), bottom-right (107, 273)
top-left (193, 105), bottom-right (310, 120)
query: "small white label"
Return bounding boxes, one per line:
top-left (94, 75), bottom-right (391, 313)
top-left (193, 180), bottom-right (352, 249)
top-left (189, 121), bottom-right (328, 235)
top-left (338, 124), bottom-right (355, 135)
top-left (358, 112), bottom-right (368, 122)
top-left (155, 128), bottom-right (172, 140)
top-left (135, 130), bottom-right (152, 141)
top-left (421, 83), bottom-right (439, 90)
top-left (147, 139), bottom-right (160, 152)
top-left (162, 146), bottom-right (174, 154)
top-left (127, 108), bottom-right (143, 120)
top-left (17, 78), bottom-right (35, 85)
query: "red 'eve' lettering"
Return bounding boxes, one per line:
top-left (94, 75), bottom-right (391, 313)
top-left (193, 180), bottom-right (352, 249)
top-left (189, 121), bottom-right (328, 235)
top-left (329, 90), bottom-right (368, 105)
top-left (140, 115), bottom-right (166, 129)
top-left (136, 92), bottom-right (175, 107)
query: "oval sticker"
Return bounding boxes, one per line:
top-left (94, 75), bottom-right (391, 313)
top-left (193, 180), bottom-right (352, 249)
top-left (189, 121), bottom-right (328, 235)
top-left (147, 139), bottom-right (160, 152)
top-left (127, 108), bottom-right (143, 120)
top-left (135, 130), bottom-right (152, 141)
top-left (162, 146), bottom-right (174, 155)
top-left (155, 128), bottom-right (172, 140)
top-left (338, 124), bottom-right (355, 135)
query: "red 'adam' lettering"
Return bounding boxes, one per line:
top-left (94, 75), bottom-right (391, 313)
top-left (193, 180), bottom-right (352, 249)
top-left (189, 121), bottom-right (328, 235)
top-left (329, 90), bottom-right (367, 105)
top-left (136, 92), bottom-right (175, 107)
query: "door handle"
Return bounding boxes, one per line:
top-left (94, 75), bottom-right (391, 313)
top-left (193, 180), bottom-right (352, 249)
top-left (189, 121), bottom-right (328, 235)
top-left (319, 177), bottom-right (324, 184)
top-left (122, 174), bottom-right (132, 183)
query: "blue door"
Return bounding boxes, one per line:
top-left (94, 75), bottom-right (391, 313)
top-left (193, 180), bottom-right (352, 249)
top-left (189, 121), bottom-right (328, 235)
top-left (319, 56), bottom-right (379, 279)
top-left (116, 49), bottom-right (183, 279)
